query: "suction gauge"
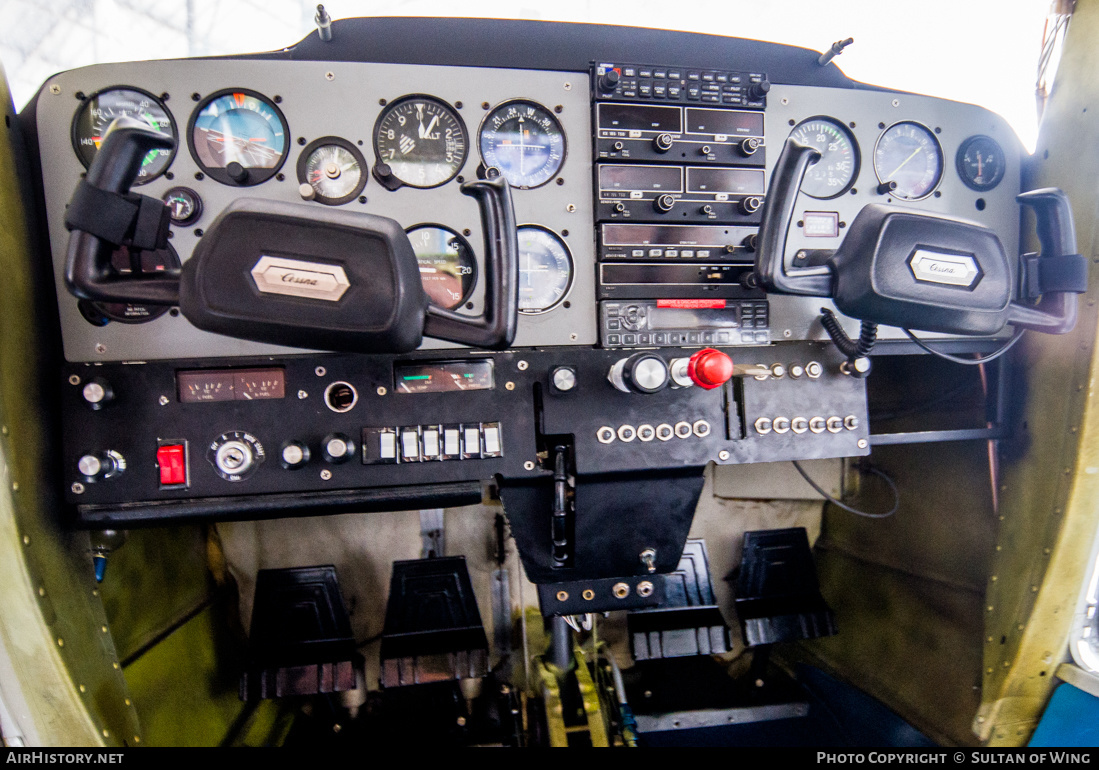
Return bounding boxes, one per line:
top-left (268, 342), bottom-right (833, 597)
top-left (72, 87), bottom-right (176, 185)
top-left (406, 225), bottom-right (477, 310)
top-left (297, 137), bottom-right (367, 205)
top-left (518, 226), bottom-right (573, 314)
top-left (374, 96), bottom-right (467, 189)
top-left (873, 121), bottom-right (943, 200)
top-left (956, 135), bottom-right (1005, 191)
top-left (479, 100), bottom-right (566, 189)
top-left (188, 89), bottom-right (289, 186)
top-left (788, 117), bottom-right (859, 199)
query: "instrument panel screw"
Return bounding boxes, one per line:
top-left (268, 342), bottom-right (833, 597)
top-left (892, 99), bottom-right (900, 107)
top-left (320, 469), bottom-right (332, 480)
top-left (566, 204), bottom-right (576, 213)
top-left (612, 583), bottom-right (629, 599)
top-left (556, 590), bottom-right (569, 601)
top-left (570, 333), bottom-right (578, 341)
top-left (71, 483), bottom-right (85, 495)
top-left (517, 360), bottom-right (529, 371)
top-left (315, 366), bottom-right (327, 377)
top-left (69, 375), bottom-right (81, 385)
top-left (49, 84), bottom-right (61, 95)
top-left (637, 581), bottom-right (654, 597)
top-left (505, 381), bottom-right (515, 391)
top-left (718, 450), bottom-right (730, 461)
top-left (376, 386), bottom-right (387, 396)
top-left (783, 329), bottom-right (792, 338)
top-left (94, 343), bottom-right (106, 354)
top-left (563, 82), bottom-right (572, 90)
top-left (158, 396), bottom-right (169, 406)
top-left (523, 461), bottom-right (535, 471)
top-left (780, 96), bottom-right (788, 105)
top-left (297, 390), bottom-right (308, 399)
top-left (325, 72), bottom-right (335, 81)
top-left (857, 439), bottom-right (868, 449)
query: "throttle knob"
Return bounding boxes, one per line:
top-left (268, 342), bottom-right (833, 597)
top-left (688, 348), bottom-right (734, 390)
top-left (608, 353), bottom-right (670, 394)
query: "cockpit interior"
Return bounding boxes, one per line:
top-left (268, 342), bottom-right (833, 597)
top-left (1, 3), bottom-right (1098, 749)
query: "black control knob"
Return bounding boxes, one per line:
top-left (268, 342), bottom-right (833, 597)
top-left (226, 161), bottom-right (248, 184)
top-left (654, 194), bottom-right (676, 213)
top-left (739, 196), bottom-right (763, 215)
top-left (614, 202), bottom-right (627, 213)
top-left (748, 79), bottom-right (771, 100)
top-left (613, 141), bottom-right (624, 151)
top-left (739, 137), bottom-right (762, 157)
top-left (77, 450), bottom-right (125, 482)
top-left (652, 133), bottom-right (674, 153)
top-left (608, 353), bottom-right (670, 394)
top-left (700, 204), bottom-right (714, 216)
top-left (598, 69), bottom-right (621, 93)
top-left (699, 145), bottom-right (712, 156)
top-left (877, 180), bottom-right (898, 195)
top-left (373, 162), bottom-right (403, 191)
top-left (741, 233), bottom-right (758, 252)
top-left (81, 377), bottom-right (114, 410)
top-left (280, 440), bottom-right (310, 470)
top-left (322, 433), bottom-right (355, 464)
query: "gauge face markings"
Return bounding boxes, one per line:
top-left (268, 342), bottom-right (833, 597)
top-left (956, 135), bottom-right (1005, 191)
top-left (297, 137), bottom-right (367, 205)
top-left (788, 117), bottom-right (859, 199)
top-left (72, 87), bottom-right (176, 185)
top-left (406, 225), bottom-right (477, 309)
top-left (517, 226), bottom-right (572, 313)
top-left (188, 89), bottom-right (288, 186)
top-left (374, 96), bottom-right (467, 188)
top-left (874, 121), bottom-right (943, 200)
top-left (479, 100), bottom-right (566, 189)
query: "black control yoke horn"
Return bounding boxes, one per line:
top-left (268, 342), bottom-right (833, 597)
top-left (65, 118), bottom-right (519, 353)
top-left (749, 137), bottom-right (1085, 337)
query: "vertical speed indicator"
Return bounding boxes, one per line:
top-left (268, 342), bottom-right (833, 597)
top-left (373, 96), bottom-right (467, 189)
top-left (788, 117), bottom-right (859, 199)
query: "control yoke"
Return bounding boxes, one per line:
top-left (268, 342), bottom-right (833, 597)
top-left (64, 118), bottom-right (519, 353)
top-left (750, 138), bottom-right (1085, 337)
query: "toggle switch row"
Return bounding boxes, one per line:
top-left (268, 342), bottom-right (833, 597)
top-left (596, 419), bottom-right (711, 444)
top-left (753, 414), bottom-right (859, 436)
top-left (363, 422), bottom-right (503, 464)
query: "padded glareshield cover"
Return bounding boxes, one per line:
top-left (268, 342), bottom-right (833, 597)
top-left (178, 199), bottom-right (428, 353)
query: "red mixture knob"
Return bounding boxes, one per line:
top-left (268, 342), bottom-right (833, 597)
top-left (687, 348), bottom-right (733, 389)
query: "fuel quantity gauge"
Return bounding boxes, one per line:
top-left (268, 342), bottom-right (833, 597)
top-left (956, 135), bottom-right (1005, 191)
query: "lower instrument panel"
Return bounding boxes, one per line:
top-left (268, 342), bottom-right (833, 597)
top-left (63, 343), bottom-right (868, 522)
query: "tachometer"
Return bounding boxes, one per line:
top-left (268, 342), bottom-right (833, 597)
top-left (406, 225), bottom-right (477, 309)
top-left (297, 137), bottom-right (367, 205)
top-left (188, 89), bottom-right (289, 186)
top-left (479, 100), bottom-right (566, 189)
top-left (374, 96), bottom-right (467, 189)
top-left (72, 87), bottom-right (176, 185)
top-left (873, 121), bottom-right (943, 201)
top-left (787, 117), bottom-right (859, 199)
top-left (518, 226), bottom-right (572, 314)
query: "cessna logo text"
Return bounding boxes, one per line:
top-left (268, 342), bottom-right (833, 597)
top-left (908, 249), bottom-right (981, 289)
top-left (250, 256), bottom-right (350, 301)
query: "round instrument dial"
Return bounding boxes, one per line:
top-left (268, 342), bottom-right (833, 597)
top-left (188, 89), bottom-right (289, 186)
top-left (873, 121), bottom-right (943, 201)
top-left (479, 100), bottom-right (566, 189)
top-left (79, 243), bottom-right (181, 325)
top-left (956, 135), bottom-right (1005, 191)
top-left (407, 225), bottom-right (477, 309)
top-left (72, 87), bottom-right (176, 185)
top-left (374, 96), bottom-right (467, 189)
top-left (788, 117), bottom-right (859, 199)
top-left (162, 187), bottom-right (202, 226)
top-left (518, 226), bottom-right (573, 314)
top-left (297, 137), bottom-right (367, 205)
